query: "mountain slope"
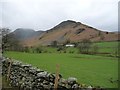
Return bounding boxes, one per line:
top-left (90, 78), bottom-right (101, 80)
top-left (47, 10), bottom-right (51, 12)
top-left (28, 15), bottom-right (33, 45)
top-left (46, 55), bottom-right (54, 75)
top-left (21, 20), bottom-right (119, 46)
top-left (11, 28), bottom-right (44, 41)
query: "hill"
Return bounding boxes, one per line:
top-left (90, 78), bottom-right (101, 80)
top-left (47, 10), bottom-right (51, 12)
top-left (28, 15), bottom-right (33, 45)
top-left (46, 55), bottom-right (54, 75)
top-left (10, 20), bottom-right (119, 46)
top-left (11, 28), bottom-right (44, 41)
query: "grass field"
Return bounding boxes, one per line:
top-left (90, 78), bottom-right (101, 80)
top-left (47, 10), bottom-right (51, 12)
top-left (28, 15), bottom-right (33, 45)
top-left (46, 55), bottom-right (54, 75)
top-left (28, 41), bottom-right (119, 55)
top-left (95, 41), bottom-right (118, 47)
top-left (4, 51), bottom-right (118, 88)
top-left (95, 41), bottom-right (119, 54)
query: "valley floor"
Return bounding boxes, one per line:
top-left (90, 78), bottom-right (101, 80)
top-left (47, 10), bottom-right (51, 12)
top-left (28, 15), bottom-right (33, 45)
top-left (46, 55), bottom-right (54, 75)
top-left (3, 51), bottom-right (118, 88)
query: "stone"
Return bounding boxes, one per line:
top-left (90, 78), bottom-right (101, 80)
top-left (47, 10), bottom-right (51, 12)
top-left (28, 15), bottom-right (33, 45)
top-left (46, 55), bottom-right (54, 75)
top-left (37, 71), bottom-right (48, 78)
top-left (67, 77), bottom-right (77, 85)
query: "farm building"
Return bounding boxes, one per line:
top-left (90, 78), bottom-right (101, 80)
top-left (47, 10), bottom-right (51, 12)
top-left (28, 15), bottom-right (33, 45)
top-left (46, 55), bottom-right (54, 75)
top-left (65, 44), bottom-right (75, 47)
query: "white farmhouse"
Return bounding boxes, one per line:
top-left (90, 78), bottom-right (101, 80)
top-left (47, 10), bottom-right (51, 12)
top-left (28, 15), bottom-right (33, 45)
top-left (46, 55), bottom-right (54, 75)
top-left (65, 44), bottom-right (75, 47)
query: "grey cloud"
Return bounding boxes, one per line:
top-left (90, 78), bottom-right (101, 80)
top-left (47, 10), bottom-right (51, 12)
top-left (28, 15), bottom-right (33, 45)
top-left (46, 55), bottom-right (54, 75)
top-left (0, 0), bottom-right (119, 31)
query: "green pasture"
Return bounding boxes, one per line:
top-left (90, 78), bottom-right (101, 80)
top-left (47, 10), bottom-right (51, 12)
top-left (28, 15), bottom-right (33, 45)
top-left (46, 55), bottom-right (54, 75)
top-left (4, 51), bottom-right (118, 88)
top-left (29, 41), bottom-right (119, 54)
top-left (95, 41), bottom-right (118, 48)
top-left (94, 41), bottom-right (119, 54)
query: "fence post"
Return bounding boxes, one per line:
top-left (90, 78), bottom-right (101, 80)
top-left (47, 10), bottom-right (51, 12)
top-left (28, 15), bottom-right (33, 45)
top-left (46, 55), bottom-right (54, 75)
top-left (7, 58), bottom-right (12, 81)
top-left (54, 64), bottom-right (60, 90)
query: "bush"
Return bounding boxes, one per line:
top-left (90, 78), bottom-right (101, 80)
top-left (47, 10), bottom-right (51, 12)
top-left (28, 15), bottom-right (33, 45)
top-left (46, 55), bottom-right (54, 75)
top-left (35, 46), bottom-right (43, 53)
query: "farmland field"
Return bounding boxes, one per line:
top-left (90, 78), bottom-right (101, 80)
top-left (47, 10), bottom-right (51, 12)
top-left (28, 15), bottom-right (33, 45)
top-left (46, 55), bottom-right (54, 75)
top-left (4, 51), bottom-right (118, 88)
top-left (94, 41), bottom-right (119, 54)
top-left (27, 41), bottom-right (119, 55)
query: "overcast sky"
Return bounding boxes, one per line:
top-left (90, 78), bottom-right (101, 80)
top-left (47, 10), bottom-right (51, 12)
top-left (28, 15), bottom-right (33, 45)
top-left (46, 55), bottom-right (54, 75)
top-left (0, 0), bottom-right (119, 31)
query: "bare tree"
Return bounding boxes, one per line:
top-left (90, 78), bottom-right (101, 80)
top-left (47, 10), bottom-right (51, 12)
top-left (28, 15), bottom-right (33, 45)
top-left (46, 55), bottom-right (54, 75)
top-left (78, 39), bottom-right (92, 54)
top-left (2, 28), bottom-right (11, 52)
top-left (91, 45), bottom-right (99, 54)
top-left (2, 28), bottom-right (21, 52)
